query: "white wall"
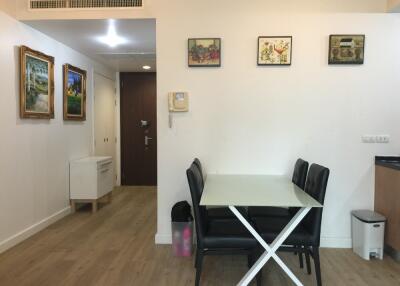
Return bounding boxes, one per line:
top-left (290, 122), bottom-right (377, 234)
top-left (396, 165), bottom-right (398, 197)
top-left (0, 11), bottom-right (114, 253)
top-left (5, 0), bottom-right (400, 249)
top-left (155, 10), bottom-right (400, 247)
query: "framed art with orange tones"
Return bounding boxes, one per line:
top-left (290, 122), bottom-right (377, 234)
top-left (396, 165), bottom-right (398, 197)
top-left (257, 36), bottom-right (292, 66)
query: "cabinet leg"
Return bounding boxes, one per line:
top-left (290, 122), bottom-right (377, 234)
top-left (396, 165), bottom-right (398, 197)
top-left (71, 201), bottom-right (76, 213)
top-left (92, 201), bottom-right (98, 213)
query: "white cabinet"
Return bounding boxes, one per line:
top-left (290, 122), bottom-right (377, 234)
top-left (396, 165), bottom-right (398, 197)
top-left (70, 156), bottom-right (114, 212)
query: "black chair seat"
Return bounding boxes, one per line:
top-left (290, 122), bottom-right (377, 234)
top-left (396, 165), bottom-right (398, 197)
top-left (203, 219), bottom-right (257, 249)
top-left (248, 159), bottom-right (308, 221)
top-left (248, 206), bottom-right (291, 218)
top-left (253, 216), bottom-right (314, 246)
top-left (208, 206), bottom-right (248, 219)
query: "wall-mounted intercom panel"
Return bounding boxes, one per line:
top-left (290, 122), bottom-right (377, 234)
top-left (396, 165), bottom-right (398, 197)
top-left (168, 92), bottom-right (189, 112)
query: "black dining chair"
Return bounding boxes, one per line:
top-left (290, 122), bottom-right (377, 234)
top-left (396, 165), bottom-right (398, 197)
top-left (193, 158), bottom-right (248, 220)
top-left (252, 163), bottom-right (330, 286)
top-left (248, 158), bottom-right (309, 268)
top-left (248, 158), bottom-right (309, 219)
top-left (186, 163), bottom-right (260, 286)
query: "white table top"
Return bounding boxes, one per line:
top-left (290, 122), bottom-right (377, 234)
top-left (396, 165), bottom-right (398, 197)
top-left (200, 175), bottom-right (322, 208)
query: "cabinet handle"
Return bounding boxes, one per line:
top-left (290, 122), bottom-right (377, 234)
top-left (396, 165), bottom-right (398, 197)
top-left (100, 162), bottom-right (112, 168)
top-left (100, 168), bottom-right (109, 173)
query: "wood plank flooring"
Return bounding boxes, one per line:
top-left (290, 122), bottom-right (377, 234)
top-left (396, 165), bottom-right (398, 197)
top-left (0, 186), bottom-right (400, 285)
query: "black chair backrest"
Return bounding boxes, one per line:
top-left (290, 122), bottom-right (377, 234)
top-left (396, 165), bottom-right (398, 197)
top-left (186, 163), bottom-right (207, 247)
top-left (292, 158), bottom-right (309, 190)
top-left (302, 163), bottom-right (330, 246)
top-left (193, 158), bottom-right (204, 190)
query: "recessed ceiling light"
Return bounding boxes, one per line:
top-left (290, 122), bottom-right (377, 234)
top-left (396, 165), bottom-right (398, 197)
top-left (97, 20), bottom-right (128, 48)
top-left (142, 65), bottom-right (151, 70)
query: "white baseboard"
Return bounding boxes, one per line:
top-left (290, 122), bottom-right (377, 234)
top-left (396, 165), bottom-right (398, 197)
top-left (320, 236), bottom-right (352, 248)
top-left (0, 206), bottom-right (71, 254)
top-left (155, 233), bottom-right (352, 249)
top-left (155, 233), bottom-right (172, 244)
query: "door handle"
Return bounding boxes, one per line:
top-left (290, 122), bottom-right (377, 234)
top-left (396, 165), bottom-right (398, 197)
top-left (145, 136), bottom-right (153, 146)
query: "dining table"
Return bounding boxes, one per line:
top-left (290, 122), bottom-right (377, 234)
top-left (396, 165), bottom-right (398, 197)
top-left (200, 174), bottom-right (322, 286)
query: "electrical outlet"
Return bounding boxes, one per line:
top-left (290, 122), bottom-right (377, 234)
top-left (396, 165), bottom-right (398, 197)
top-left (362, 135), bottom-right (390, 143)
top-left (362, 135), bottom-right (376, 143)
top-left (376, 135), bottom-right (390, 143)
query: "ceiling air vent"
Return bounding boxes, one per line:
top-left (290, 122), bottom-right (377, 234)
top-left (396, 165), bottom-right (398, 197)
top-left (30, 0), bottom-right (143, 9)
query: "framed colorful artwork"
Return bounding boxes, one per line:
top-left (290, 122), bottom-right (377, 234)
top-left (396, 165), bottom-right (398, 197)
top-left (328, 35), bottom-right (365, 64)
top-left (188, 38), bottom-right (221, 67)
top-left (20, 46), bottom-right (54, 119)
top-left (63, 64), bottom-right (87, 121)
top-left (258, 36), bottom-right (292, 66)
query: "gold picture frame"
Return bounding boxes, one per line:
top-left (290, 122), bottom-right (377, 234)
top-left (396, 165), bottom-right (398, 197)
top-left (20, 46), bottom-right (54, 119)
top-left (63, 64), bottom-right (87, 121)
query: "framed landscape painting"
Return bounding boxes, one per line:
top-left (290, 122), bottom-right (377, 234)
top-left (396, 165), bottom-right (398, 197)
top-left (20, 46), bottom-right (54, 119)
top-left (328, 35), bottom-right (365, 64)
top-left (63, 64), bottom-right (86, 121)
top-left (188, 38), bottom-right (221, 67)
top-left (258, 36), bottom-right (292, 66)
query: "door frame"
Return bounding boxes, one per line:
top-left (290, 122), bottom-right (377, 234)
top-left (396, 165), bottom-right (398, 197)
top-left (115, 72), bottom-right (121, 186)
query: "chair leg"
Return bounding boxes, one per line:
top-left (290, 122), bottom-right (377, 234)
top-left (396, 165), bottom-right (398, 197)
top-left (298, 247), bottom-right (304, 269)
top-left (313, 246), bottom-right (322, 286)
top-left (305, 247), bottom-right (312, 275)
top-left (256, 268), bottom-right (263, 286)
top-left (194, 249), bottom-right (199, 268)
top-left (195, 250), bottom-right (204, 286)
top-left (250, 250), bottom-right (263, 286)
top-left (247, 253), bottom-right (252, 268)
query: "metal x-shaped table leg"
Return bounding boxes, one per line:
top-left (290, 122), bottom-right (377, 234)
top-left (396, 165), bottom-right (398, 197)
top-left (229, 206), bottom-right (312, 286)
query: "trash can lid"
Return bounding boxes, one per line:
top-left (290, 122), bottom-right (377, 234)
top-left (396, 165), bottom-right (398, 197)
top-left (171, 201), bottom-right (193, 222)
top-left (351, 210), bottom-right (386, 223)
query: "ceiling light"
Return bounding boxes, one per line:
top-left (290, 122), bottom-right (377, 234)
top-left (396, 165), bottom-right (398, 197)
top-left (97, 20), bottom-right (128, 48)
top-left (142, 65), bottom-right (151, 70)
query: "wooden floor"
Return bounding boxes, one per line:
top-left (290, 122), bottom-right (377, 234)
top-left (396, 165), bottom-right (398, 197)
top-left (1, 187), bottom-right (400, 286)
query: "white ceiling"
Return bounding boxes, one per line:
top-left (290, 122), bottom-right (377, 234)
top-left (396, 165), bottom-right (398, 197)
top-left (24, 19), bottom-right (156, 72)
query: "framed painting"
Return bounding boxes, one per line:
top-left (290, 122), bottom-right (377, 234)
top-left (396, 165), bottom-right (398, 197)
top-left (258, 36), bottom-right (292, 66)
top-left (63, 64), bottom-right (87, 121)
top-left (328, 35), bottom-right (365, 65)
top-left (20, 46), bottom-right (54, 119)
top-left (188, 38), bottom-right (221, 67)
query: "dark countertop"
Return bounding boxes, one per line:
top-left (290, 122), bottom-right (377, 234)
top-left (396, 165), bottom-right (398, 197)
top-left (375, 156), bottom-right (400, 171)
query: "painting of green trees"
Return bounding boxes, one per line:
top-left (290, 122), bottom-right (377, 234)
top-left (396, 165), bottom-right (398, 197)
top-left (67, 70), bottom-right (83, 115)
top-left (25, 55), bottom-right (50, 113)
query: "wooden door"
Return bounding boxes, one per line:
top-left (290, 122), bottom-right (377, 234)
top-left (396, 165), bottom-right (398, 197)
top-left (120, 72), bottom-right (157, 186)
top-left (94, 73), bottom-right (116, 178)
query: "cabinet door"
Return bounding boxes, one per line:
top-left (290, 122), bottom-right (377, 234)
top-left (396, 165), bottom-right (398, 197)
top-left (94, 73), bottom-right (116, 181)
